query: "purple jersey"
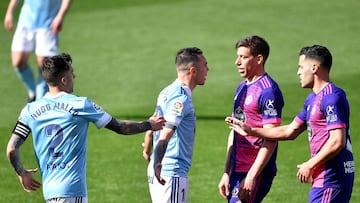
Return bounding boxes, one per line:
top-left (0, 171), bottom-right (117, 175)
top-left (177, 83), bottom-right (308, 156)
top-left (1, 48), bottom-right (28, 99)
top-left (295, 83), bottom-right (354, 188)
top-left (232, 74), bottom-right (284, 173)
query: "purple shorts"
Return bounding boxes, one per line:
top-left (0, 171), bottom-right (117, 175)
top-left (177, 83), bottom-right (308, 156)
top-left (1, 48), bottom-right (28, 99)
top-left (309, 187), bottom-right (352, 203)
top-left (228, 171), bottom-right (275, 203)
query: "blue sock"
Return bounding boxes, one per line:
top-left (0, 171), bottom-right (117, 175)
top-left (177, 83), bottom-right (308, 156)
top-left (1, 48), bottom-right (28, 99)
top-left (36, 69), bottom-right (48, 99)
top-left (14, 65), bottom-right (36, 99)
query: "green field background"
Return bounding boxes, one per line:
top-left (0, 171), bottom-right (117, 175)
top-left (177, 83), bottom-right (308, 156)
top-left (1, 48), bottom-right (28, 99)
top-left (0, 0), bottom-right (359, 202)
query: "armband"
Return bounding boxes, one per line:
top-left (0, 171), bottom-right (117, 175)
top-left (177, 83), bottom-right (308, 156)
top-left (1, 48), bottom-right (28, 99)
top-left (12, 121), bottom-right (31, 140)
top-left (164, 122), bottom-right (177, 131)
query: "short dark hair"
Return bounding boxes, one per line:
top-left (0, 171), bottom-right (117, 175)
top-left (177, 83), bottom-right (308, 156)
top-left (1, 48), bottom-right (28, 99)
top-left (175, 47), bottom-right (203, 70)
top-left (299, 45), bottom-right (332, 72)
top-left (42, 53), bottom-right (72, 86)
top-left (235, 35), bottom-right (270, 65)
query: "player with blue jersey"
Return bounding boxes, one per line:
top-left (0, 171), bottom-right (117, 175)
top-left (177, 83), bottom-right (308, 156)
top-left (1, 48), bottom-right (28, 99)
top-left (6, 53), bottom-right (165, 203)
top-left (4, 0), bottom-right (72, 101)
top-left (227, 45), bottom-right (354, 203)
top-left (146, 47), bottom-right (209, 203)
top-left (218, 35), bottom-right (284, 203)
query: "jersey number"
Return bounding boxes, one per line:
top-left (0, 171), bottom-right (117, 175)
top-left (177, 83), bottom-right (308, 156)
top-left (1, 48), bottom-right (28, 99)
top-left (45, 124), bottom-right (64, 158)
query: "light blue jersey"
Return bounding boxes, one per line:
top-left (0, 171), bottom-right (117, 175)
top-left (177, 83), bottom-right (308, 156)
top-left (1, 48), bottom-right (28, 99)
top-left (16, 92), bottom-right (112, 200)
top-left (152, 79), bottom-right (196, 177)
top-left (18, 0), bottom-right (62, 29)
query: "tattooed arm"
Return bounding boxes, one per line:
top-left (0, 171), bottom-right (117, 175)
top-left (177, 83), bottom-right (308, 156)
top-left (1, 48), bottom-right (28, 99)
top-left (105, 114), bottom-right (165, 135)
top-left (6, 133), bottom-right (41, 192)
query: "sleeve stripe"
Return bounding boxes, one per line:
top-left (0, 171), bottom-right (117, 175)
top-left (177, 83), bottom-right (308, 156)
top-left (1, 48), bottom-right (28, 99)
top-left (12, 121), bottom-right (31, 139)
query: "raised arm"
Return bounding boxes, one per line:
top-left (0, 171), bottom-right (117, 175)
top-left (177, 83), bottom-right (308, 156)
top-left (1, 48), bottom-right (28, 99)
top-left (226, 117), bottom-right (306, 141)
top-left (105, 114), bottom-right (165, 135)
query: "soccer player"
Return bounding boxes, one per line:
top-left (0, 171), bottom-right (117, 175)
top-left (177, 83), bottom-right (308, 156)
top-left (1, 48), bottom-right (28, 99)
top-left (146, 47), bottom-right (209, 203)
top-left (6, 53), bottom-right (165, 203)
top-left (226, 45), bottom-right (354, 203)
top-left (4, 0), bottom-right (72, 102)
top-left (218, 35), bottom-right (284, 203)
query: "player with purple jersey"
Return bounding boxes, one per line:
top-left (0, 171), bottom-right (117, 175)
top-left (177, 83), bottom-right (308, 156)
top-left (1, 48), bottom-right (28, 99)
top-left (296, 82), bottom-right (354, 202)
top-left (218, 35), bottom-right (284, 203)
top-left (226, 45), bottom-right (354, 203)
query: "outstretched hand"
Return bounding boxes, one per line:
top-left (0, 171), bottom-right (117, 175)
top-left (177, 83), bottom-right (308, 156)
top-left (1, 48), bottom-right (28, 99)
top-left (148, 113), bottom-right (165, 131)
top-left (18, 168), bottom-right (41, 192)
top-left (225, 117), bottom-right (251, 136)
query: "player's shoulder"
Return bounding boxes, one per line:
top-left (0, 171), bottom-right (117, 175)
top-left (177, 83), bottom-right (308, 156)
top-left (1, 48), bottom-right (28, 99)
top-left (322, 83), bottom-right (348, 105)
top-left (258, 74), bottom-right (283, 96)
top-left (322, 83), bottom-right (346, 96)
top-left (163, 80), bottom-right (189, 97)
top-left (56, 93), bottom-right (90, 103)
top-left (258, 74), bottom-right (281, 90)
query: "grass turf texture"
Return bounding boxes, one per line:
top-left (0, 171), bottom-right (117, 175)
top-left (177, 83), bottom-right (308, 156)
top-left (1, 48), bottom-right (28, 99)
top-left (0, 0), bottom-right (359, 202)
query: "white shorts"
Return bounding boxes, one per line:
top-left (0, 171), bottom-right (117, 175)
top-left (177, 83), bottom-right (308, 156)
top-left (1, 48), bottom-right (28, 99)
top-left (46, 197), bottom-right (88, 203)
top-left (147, 161), bottom-right (189, 203)
top-left (11, 26), bottom-right (59, 56)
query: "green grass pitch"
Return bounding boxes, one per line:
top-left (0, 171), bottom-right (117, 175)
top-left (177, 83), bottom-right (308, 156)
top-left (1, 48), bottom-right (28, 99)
top-left (0, 0), bottom-right (359, 202)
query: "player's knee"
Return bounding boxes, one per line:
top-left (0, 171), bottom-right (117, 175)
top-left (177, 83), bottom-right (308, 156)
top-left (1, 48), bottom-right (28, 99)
top-left (11, 53), bottom-right (30, 68)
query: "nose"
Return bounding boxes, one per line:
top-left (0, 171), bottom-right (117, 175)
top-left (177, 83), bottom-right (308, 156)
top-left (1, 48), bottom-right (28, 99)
top-left (235, 56), bottom-right (241, 66)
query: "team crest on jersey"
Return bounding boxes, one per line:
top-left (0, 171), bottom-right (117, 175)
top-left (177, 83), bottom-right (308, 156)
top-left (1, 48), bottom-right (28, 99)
top-left (326, 105), bottom-right (338, 122)
top-left (234, 106), bottom-right (246, 122)
top-left (92, 102), bottom-right (104, 112)
top-left (264, 99), bottom-right (278, 116)
top-left (171, 101), bottom-right (183, 114)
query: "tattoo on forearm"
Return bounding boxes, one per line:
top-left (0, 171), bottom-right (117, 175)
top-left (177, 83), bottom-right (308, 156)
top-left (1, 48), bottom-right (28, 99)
top-left (118, 120), bottom-right (151, 134)
top-left (8, 135), bottom-right (26, 175)
top-left (106, 118), bottom-right (151, 135)
top-left (153, 140), bottom-right (168, 168)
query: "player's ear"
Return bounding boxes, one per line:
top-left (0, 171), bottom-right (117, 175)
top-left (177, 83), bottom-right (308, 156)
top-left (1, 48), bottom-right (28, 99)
top-left (312, 64), bottom-right (320, 73)
top-left (60, 76), bottom-right (66, 86)
top-left (256, 54), bottom-right (264, 65)
top-left (188, 65), bottom-right (197, 75)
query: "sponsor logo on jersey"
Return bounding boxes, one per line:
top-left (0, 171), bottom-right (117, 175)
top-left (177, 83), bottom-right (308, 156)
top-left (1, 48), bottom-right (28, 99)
top-left (172, 101), bottom-right (183, 114)
top-left (344, 160), bottom-right (355, 173)
top-left (264, 99), bottom-right (278, 116)
top-left (326, 105), bottom-right (338, 122)
top-left (234, 106), bottom-right (246, 122)
top-left (46, 162), bottom-right (71, 170)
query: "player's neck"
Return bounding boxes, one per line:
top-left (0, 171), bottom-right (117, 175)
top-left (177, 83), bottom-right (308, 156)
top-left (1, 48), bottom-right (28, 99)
top-left (313, 80), bottom-right (330, 94)
top-left (312, 72), bottom-right (330, 94)
top-left (177, 75), bottom-right (195, 91)
top-left (48, 86), bottom-right (70, 96)
top-left (246, 72), bottom-right (265, 84)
